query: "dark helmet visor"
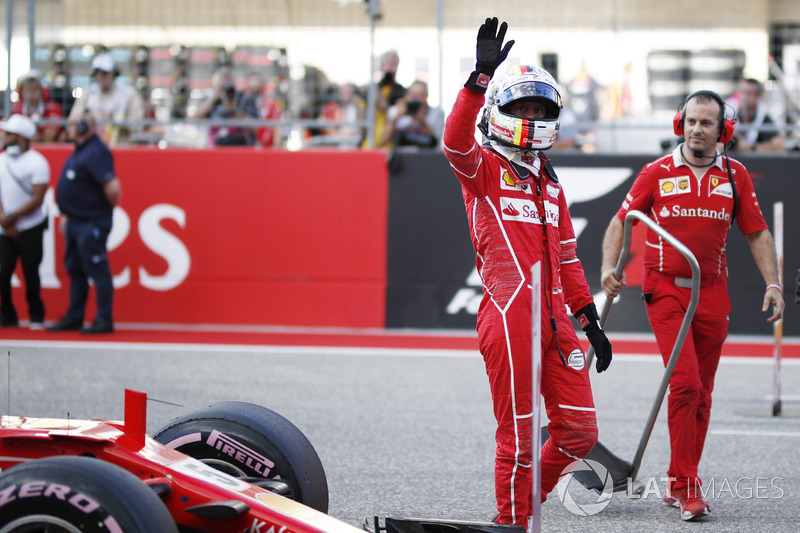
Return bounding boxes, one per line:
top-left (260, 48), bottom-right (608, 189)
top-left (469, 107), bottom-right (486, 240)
top-left (497, 81), bottom-right (562, 109)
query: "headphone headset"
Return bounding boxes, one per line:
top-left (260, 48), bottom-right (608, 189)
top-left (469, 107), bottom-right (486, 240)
top-left (673, 90), bottom-right (736, 144)
top-left (75, 120), bottom-right (89, 135)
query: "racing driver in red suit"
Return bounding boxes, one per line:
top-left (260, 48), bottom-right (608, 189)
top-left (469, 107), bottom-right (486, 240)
top-left (442, 18), bottom-right (613, 526)
top-left (601, 90), bottom-right (784, 520)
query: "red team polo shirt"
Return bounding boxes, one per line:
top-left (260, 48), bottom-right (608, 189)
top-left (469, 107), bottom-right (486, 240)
top-left (617, 146), bottom-right (768, 280)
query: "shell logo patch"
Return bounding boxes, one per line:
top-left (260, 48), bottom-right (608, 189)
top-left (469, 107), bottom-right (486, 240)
top-left (660, 177), bottom-right (691, 196)
top-left (500, 169), bottom-right (531, 193)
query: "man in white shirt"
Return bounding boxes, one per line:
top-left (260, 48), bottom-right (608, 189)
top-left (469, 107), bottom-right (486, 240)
top-left (0, 115), bottom-right (50, 329)
top-left (68, 52), bottom-right (144, 145)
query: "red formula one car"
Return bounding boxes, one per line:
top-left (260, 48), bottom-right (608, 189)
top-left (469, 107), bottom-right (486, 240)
top-left (0, 389), bottom-right (364, 533)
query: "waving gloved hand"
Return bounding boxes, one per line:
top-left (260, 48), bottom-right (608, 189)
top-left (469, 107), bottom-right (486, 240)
top-left (476, 17), bottom-right (514, 75)
top-left (465, 17), bottom-right (515, 93)
top-left (575, 303), bottom-right (613, 373)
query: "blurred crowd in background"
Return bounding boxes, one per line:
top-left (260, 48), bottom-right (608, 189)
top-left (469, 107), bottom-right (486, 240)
top-left (4, 42), bottom-right (798, 153)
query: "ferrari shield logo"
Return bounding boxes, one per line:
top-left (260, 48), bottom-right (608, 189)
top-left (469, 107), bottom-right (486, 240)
top-left (712, 177), bottom-right (719, 187)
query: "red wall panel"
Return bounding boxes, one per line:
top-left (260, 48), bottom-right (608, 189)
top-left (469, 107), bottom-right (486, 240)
top-left (15, 147), bottom-right (388, 328)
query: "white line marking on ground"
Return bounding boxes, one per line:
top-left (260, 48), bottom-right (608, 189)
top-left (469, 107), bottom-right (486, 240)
top-left (0, 340), bottom-right (482, 358)
top-left (761, 395), bottom-right (800, 402)
top-left (1, 342), bottom-right (799, 365)
top-left (710, 429), bottom-right (800, 438)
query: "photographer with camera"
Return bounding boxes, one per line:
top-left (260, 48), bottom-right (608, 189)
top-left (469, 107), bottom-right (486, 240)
top-left (366, 50), bottom-right (406, 148)
top-left (195, 67), bottom-right (259, 146)
top-left (381, 80), bottom-right (444, 149)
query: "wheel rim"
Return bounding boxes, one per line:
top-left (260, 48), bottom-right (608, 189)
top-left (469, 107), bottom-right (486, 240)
top-left (0, 515), bottom-right (83, 533)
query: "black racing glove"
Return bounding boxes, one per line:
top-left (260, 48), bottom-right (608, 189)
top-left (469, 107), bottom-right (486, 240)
top-left (575, 303), bottom-right (612, 373)
top-left (465, 17), bottom-right (515, 93)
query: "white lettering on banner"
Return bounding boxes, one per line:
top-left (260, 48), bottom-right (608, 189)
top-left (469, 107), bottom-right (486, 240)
top-left (138, 204), bottom-right (191, 291)
top-left (110, 207), bottom-right (132, 288)
top-left (446, 268), bottom-right (483, 315)
top-left (41, 188), bottom-right (60, 288)
top-left (16, 189), bottom-right (190, 292)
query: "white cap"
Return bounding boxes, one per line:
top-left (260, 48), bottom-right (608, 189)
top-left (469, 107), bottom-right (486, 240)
top-left (0, 114), bottom-right (37, 140)
top-left (17, 69), bottom-right (42, 86)
top-left (91, 53), bottom-right (116, 73)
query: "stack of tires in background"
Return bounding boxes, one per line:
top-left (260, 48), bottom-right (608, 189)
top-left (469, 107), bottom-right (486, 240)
top-left (647, 49), bottom-right (745, 115)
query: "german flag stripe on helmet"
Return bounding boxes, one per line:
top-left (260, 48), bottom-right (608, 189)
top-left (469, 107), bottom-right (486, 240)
top-left (513, 118), bottom-right (524, 146)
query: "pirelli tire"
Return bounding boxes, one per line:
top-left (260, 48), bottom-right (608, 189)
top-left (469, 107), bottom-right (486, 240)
top-left (153, 401), bottom-right (329, 513)
top-left (0, 455), bottom-right (178, 533)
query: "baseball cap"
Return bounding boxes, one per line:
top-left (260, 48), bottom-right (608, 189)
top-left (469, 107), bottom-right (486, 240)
top-left (91, 53), bottom-right (116, 73)
top-left (0, 114), bottom-right (37, 140)
top-left (16, 69), bottom-right (42, 86)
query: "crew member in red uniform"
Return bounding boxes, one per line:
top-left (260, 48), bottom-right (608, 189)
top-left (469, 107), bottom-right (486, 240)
top-left (443, 18), bottom-right (613, 526)
top-left (601, 90), bottom-right (784, 521)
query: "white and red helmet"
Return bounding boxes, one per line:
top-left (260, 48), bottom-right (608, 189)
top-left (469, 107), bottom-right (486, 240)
top-left (479, 65), bottom-right (562, 150)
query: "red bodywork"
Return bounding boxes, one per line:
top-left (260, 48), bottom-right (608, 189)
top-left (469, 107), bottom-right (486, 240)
top-left (0, 390), bottom-right (361, 533)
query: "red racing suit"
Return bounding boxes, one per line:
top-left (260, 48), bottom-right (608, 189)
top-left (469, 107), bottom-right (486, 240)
top-left (443, 87), bottom-right (598, 525)
top-left (616, 146), bottom-right (767, 491)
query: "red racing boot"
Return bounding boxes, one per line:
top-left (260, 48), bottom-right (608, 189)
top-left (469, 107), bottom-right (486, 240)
top-left (664, 483), bottom-right (710, 521)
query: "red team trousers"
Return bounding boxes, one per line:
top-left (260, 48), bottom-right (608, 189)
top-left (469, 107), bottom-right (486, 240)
top-left (643, 270), bottom-right (730, 491)
top-left (479, 294), bottom-right (597, 524)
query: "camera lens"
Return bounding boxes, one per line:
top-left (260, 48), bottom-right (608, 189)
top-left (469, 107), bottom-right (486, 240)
top-left (406, 100), bottom-right (421, 115)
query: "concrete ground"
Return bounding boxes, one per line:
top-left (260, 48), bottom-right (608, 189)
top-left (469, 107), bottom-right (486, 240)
top-left (2, 339), bottom-right (798, 532)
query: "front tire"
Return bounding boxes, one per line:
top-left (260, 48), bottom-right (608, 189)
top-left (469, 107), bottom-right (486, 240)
top-left (154, 401), bottom-right (329, 512)
top-left (0, 455), bottom-right (177, 533)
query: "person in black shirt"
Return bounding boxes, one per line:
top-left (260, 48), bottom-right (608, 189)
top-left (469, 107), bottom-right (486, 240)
top-left (47, 114), bottom-right (121, 334)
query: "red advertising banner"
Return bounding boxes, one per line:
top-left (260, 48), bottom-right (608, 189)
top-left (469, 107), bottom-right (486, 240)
top-left (15, 147), bottom-right (388, 328)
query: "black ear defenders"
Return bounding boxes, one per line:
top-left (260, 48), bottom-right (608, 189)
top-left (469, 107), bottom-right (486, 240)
top-left (673, 89), bottom-right (736, 144)
top-left (75, 120), bottom-right (89, 135)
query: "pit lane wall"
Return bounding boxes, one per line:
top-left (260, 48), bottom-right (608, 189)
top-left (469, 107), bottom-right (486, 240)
top-left (27, 146), bottom-right (389, 328)
top-left (385, 151), bottom-right (800, 337)
top-left (17, 148), bottom-right (799, 336)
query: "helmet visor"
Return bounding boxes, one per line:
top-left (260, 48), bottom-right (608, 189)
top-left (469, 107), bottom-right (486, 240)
top-left (497, 82), bottom-right (562, 118)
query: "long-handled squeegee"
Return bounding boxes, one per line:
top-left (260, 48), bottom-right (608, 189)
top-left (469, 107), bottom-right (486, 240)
top-left (548, 209), bottom-right (700, 497)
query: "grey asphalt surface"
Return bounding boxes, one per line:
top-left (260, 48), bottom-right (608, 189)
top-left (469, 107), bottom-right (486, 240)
top-left (1, 340), bottom-right (799, 532)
